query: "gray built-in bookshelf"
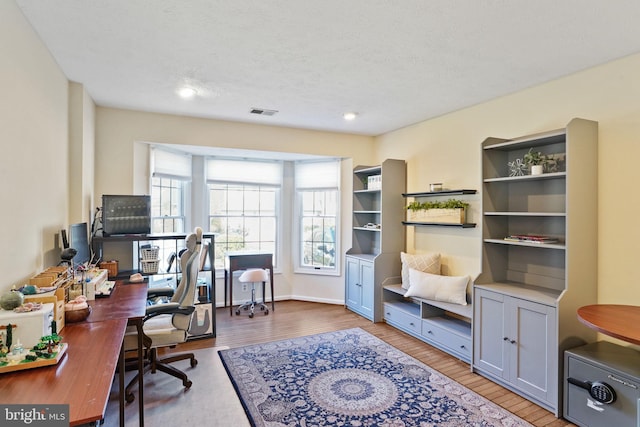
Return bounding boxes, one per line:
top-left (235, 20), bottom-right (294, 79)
top-left (345, 159), bottom-right (406, 322)
top-left (473, 118), bottom-right (598, 416)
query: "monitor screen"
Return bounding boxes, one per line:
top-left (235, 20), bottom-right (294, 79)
top-left (102, 194), bottom-right (151, 236)
top-left (69, 222), bottom-right (91, 266)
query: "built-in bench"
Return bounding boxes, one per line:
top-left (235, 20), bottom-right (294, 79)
top-left (382, 284), bottom-right (472, 363)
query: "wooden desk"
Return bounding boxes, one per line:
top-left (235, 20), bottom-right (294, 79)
top-left (0, 318), bottom-right (127, 426)
top-left (577, 304), bottom-right (640, 345)
top-left (89, 281), bottom-right (148, 427)
top-left (224, 252), bottom-right (274, 316)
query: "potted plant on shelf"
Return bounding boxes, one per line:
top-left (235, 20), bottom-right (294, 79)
top-left (406, 199), bottom-right (469, 224)
top-left (523, 148), bottom-right (547, 175)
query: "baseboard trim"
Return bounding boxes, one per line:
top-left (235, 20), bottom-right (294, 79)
top-left (215, 296), bottom-right (344, 308)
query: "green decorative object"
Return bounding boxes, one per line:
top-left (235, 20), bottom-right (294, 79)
top-left (0, 290), bottom-right (24, 310)
top-left (21, 285), bottom-right (37, 295)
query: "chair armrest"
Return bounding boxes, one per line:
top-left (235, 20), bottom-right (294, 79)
top-left (147, 287), bottom-right (175, 298)
top-left (144, 303), bottom-right (195, 320)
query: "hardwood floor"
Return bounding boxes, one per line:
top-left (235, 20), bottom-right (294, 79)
top-left (172, 300), bottom-right (576, 427)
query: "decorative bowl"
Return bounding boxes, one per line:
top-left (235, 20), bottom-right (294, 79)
top-left (65, 306), bottom-right (91, 323)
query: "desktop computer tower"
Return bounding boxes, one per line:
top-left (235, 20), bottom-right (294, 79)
top-left (564, 341), bottom-right (640, 427)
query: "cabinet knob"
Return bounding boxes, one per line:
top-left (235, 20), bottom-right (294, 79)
top-left (510, 339), bottom-right (517, 344)
top-left (460, 345), bottom-right (466, 349)
top-left (409, 322), bottom-right (414, 326)
top-left (427, 330), bottom-right (433, 334)
top-left (503, 337), bottom-right (509, 341)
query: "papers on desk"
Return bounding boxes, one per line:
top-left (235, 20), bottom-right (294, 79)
top-left (95, 280), bottom-right (116, 297)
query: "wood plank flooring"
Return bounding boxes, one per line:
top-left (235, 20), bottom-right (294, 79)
top-left (170, 301), bottom-right (576, 427)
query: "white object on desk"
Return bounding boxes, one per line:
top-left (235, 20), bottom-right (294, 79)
top-left (84, 269), bottom-right (109, 300)
top-left (95, 280), bottom-right (116, 297)
top-left (0, 302), bottom-right (53, 348)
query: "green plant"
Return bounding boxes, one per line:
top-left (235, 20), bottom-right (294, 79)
top-left (523, 148), bottom-right (547, 166)
top-left (407, 199), bottom-right (469, 211)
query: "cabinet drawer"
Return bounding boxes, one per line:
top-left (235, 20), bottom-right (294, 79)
top-left (383, 303), bottom-right (420, 334)
top-left (421, 318), bottom-right (471, 358)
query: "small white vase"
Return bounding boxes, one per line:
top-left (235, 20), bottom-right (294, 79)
top-left (531, 165), bottom-right (544, 175)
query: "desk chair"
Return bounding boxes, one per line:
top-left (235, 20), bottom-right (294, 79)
top-left (235, 269), bottom-right (270, 318)
top-left (124, 227), bottom-right (203, 401)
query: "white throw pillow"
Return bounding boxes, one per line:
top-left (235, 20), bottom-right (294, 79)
top-left (405, 269), bottom-right (469, 306)
top-left (400, 252), bottom-right (440, 289)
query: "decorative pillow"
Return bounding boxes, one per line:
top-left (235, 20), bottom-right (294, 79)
top-left (405, 269), bottom-right (469, 305)
top-left (400, 252), bottom-right (440, 289)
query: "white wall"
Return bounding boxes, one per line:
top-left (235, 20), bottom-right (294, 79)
top-left (0, 1), bottom-right (69, 291)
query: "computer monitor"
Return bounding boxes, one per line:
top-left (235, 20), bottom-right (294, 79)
top-left (69, 222), bottom-right (91, 266)
top-left (101, 194), bottom-right (151, 236)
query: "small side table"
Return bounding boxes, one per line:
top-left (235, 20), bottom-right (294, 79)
top-left (577, 304), bottom-right (640, 345)
top-left (224, 252), bottom-right (274, 316)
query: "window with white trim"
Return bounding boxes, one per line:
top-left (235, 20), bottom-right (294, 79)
top-left (295, 160), bottom-right (340, 274)
top-left (150, 148), bottom-right (190, 234)
top-left (207, 158), bottom-right (282, 270)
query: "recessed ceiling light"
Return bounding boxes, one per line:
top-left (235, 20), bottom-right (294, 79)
top-left (343, 112), bottom-right (358, 121)
top-left (178, 86), bottom-right (197, 99)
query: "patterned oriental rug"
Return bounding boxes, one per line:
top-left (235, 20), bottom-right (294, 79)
top-left (218, 328), bottom-right (533, 427)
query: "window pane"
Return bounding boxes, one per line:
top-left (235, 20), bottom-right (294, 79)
top-left (299, 188), bottom-right (338, 270)
top-left (208, 182), bottom-right (279, 270)
top-left (244, 217), bottom-right (261, 242)
top-left (150, 177), bottom-right (185, 234)
top-left (210, 186), bottom-right (227, 214)
top-left (260, 189), bottom-right (276, 215)
top-left (244, 187), bottom-right (260, 215)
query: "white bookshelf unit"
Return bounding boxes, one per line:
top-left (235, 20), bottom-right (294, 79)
top-left (473, 118), bottom-right (599, 415)
top-left (345, 159), bottom-right (406, 322)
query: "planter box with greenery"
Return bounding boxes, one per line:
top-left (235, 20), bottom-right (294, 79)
top-left (406, 199), bottom-right (469, 224)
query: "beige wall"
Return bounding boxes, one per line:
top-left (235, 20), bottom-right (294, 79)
top-left (95, 107), bottom-right (376, 305)
top-left (0, 1), bottom-right (69, 290)
top-left (69, 82), bottom-right (96, 225)
top-left (4, 0), bottom-right (640, 321)
top-left (377, 53), bottom-right (640, 315)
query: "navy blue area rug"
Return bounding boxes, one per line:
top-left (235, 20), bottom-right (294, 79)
top-left (218, 328), bottom-right (532, 426)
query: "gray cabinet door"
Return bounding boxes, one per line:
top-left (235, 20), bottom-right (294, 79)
top-left (474, 288), bottom-right (508, 379)
top-left (474, 288), bottom-right (557, 407)
top-left (510, 298), bottom-right (556, 405)
top-left (359, 260), bottom-right (374, 318)
top-left (345, 256), bottom-right (361, 309)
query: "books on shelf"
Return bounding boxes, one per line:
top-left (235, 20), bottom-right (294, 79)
top-left (503, 234), bottom-right (559, 244)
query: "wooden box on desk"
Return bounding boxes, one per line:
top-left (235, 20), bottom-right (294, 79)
top-left (24, 286), bottom-right (66, 332)
top-left (28, 266), bottom-right (69, 287)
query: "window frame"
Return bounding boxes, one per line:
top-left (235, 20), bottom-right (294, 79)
top-left (293, 160), bottom-right (341, 276)
top-left (206, 158), bottom-right (283, 272)
top-left (149, 175), bottom-right (189, 234)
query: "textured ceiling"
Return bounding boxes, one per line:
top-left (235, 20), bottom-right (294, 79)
top-left (15, 0), bottom-right (640, 136)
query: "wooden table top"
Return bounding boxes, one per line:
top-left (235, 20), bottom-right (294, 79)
top-left (577, 304), bottom-right (640, 345)
top-left (0, 318), bottom-right (127, 426)
top-left (88, 281), bottom-right (148, 322)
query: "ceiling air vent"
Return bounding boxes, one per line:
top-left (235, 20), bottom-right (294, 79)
top-left (250, 108), bottom-right (278, 116)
